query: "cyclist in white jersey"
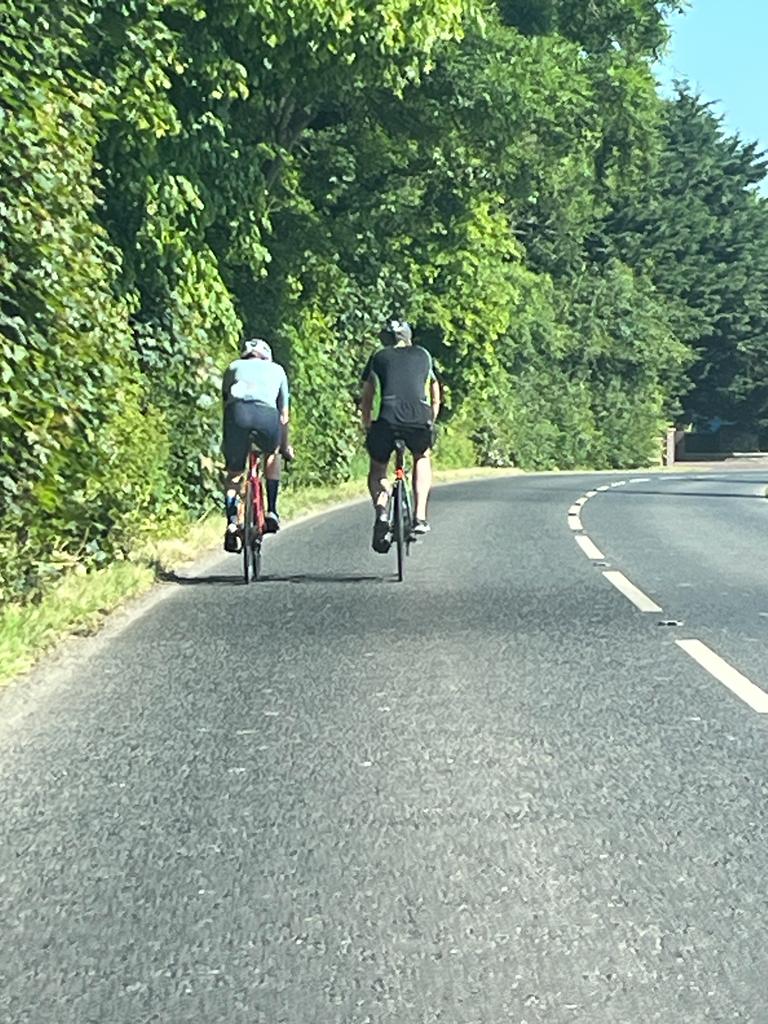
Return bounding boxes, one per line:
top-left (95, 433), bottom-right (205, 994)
top-left (221, 338), bottom-right (293, 551)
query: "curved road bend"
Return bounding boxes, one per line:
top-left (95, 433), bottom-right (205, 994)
top-left (2, 466), bottom-right (768, 1023)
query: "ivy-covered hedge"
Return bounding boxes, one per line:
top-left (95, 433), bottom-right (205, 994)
top-left (2, 0), bottom-right (768, 605)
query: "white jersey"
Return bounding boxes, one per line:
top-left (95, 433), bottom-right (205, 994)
top-left (225, 358), bottom-right (289, 410)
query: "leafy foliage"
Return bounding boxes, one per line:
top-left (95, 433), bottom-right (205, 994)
top-left (603, 88), bottom-right (768, 432)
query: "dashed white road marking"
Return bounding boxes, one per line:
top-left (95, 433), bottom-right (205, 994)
top-left (676, 640), bottom-right (768, 714)
top-left (568, 478), bottom-right (768, 715)
top-left (603, 571), bottom-right (662, 613)
top-left (576, 535), bottom-right (605, 561)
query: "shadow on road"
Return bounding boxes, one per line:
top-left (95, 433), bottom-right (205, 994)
top-left (159, 571), bottom-right (241, 586)
top-left (262, 573), bottom-right (386, 585)
top-left (159, 570), bottom-right (387, 586)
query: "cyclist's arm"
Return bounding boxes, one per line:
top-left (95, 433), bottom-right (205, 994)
top-left (430, 378), bottom-right (441, 422)
top-left (360, 376), bottom-right (376, 430)
top-left (426, 352), bottom-right (441, 422)
top-left (222, 365), bottom-right (236, 405)
top-left (274, 371), bottom-right (293, 458)
top-left (277, 370), bottom-right (290, 426)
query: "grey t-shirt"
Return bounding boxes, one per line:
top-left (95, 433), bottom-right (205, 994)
top-left (223, 358), bottom-right (289, 411)
top-left (361, 345), bottom-right (435, 426)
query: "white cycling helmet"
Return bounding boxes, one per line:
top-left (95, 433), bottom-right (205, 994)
top-left (241, 337), bottom-right (272, 360)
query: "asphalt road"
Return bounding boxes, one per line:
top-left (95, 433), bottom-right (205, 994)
top-left (2, 466), bottom-right (768, 1024)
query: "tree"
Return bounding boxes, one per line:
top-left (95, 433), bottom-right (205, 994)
top-left (603, 88), bottom-right (768, 431)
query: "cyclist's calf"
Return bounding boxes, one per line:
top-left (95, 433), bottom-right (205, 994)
top-left (368, 459), bottom-right (391, 512)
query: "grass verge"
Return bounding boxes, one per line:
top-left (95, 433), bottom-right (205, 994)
top-left (0, 465), bottom-right (523, 689)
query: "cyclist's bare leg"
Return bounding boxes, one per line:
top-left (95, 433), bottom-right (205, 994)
top-left (265, 450), bottom-right (281, 481)
top-left (222, 466), bottom-right (244, 551)
top-left (412, 450), bottom-right (432, 521)
top-left (224, 467), bottom-right (243, 518)
top-left (264, 447), bottom-right (282, 517)
top-left (368, 458), bottom-right (391, 552)
top-left (368, 458), bottom-right (391, 513)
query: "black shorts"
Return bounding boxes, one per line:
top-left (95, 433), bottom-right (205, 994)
top-left (366, 419), bottom-right (434, 464)
top-left (223, 400), bottom-right (281, 470)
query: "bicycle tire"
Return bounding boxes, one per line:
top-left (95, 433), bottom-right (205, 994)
top-left (250, 537), bottom-right (262, 581)
top-left (402, 482), bottom-right (413, 556)
top-left (251, 474), bottom-right (261, 582)
top-left (243, 476), bottom-right (253, 584)
top-left (251, 471), bottom-right (265, 581)
top-left (394, 481), bottom-right (405, 582)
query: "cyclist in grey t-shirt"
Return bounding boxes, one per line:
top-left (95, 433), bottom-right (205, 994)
top-left (360, 320), bottom-right (441, 553)
top-left (221, 338), bottom-right (293, 552)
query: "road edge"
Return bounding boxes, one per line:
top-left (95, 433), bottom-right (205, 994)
top-left (0, 463), bottom-right (690, 706)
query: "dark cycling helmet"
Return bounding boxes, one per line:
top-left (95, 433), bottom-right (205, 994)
top-left (380, 319), bottom-right (412, 345)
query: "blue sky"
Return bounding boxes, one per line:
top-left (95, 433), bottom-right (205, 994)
top-left (656, 1), bottom-right (768, 156)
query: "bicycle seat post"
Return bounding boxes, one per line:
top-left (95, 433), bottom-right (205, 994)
top-left (394, 438), bottom-right (406, 478)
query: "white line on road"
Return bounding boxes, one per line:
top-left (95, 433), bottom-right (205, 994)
top-left (629, 477), bottom-right (651, 483)
top-left (676, 639), bottom-right (768, 714)
top-left (611, 480), bottom-right (628, 486)
top-left (576, 535), bottom-right (605, 560)
top-left (597, 485), bottom-right (610, 492)
top-left (603, 571), bottom-right (662, 613)
top-left (585, 490), bottom-right (598, 498)
top-left (568, 503), bottom-right (584, 515)
top-left (568, 514), bottom-right (583, 531)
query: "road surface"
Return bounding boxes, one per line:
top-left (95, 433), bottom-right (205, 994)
top-left (2, 466), bottom-right (768, 1023)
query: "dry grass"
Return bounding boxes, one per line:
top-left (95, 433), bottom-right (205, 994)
top-left (0, 562), bottom-right (154, 685)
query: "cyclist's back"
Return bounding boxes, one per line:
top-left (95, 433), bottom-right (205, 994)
top-left (365, 345), bottom-right (434, 429)
top-left (226, 356), bottom-right (287, 407)
top-left (221, 337), bottom-right (291, 550)
top-left (360, 319), bottom-right (441, 552)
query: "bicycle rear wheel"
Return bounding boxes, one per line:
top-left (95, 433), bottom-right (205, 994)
top-left (250, 535), bottom-right (262, 581)
top-left (252, 465), bottom-right (265, 581)
top-left (394, 481), bottom-right (405, 582)
top-left (402, 483), bottom-right (413, 556)
top-left (243, 473), bottom-right (265, 583)
top-left (243, 477), bottom-right (254, 584)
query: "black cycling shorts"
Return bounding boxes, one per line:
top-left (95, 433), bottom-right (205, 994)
top-left (223, 400), bottom-right (281, 470)
top-left (366, 419), bottom-right (434, 464)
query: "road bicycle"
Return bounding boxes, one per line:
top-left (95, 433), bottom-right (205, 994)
top-left (241, 434), bottom-right (267, 584)
top-left (390, 439), bottom-right (415, 582)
